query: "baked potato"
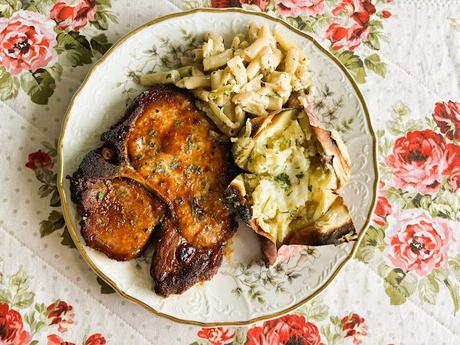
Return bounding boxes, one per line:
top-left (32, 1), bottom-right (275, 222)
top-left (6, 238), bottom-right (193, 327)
top-left (225, 107), bottom-right (356, 265)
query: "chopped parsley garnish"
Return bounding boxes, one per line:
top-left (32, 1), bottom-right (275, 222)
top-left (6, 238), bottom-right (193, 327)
top-left (174, 197), bottom-right (184, 205)
top-left (135, 154), bottom-right (143, 159)
top-left (153, 163), bottom-right (166, 174)
top-left (275, 173), bottom-right (291, 191)
top-left (148, 141), bottom-right (156, 148)
top-left (184, 164), bottom-right (202, 176)
top-left (166, 73), bottom-right (172, 79)
top-left (97, 191), bottom-right (106, 201)
top-left (175, 119), bottom-right (184, 126)
top-left (185, 134), bottom-right (194, 153)
top-left (308, 185), bottom-right (312, 192)
top-left (170, 159), bottom-right (180, 169)
top-left (191, 198), bottom-right (206, 222)
top-left (148, 130), bottom-right (157, 136)
top-left (296, 173), bottom-right (305, 179)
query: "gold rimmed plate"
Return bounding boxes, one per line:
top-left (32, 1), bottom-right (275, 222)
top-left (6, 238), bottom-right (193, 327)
top-left (58, 8), bottom-right (378, 326)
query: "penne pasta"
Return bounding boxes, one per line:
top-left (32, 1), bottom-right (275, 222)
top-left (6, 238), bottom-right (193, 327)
top-left (246, 58), bottom-right (261, 80)
top-left (179, 75), bottom-right (211, 89)
top-left (227, 56), bottom-right (247, 85)
top-left (140, 22), bottom-right (312, 134)
top-left (210, 69), bottom-right (223, 90)
top-left (248, 22), bottom-right (259, 42)
top-left (180, 56), bottom-right (194, 65)
top-left (192, 89), bottom-right (210, 102)
top-left (140, 70), bottom-right (180, 85)
top-left (203, 49), bottom-right (233, 71)
top-left (273, 25), bottom-right (295, 51)
top-left (192, 64), bottom-right (205, 76)
top-left (231, 36), bottom-right (241, 50)
top-left (193, 48), bottom-right (203, 61)
top-left (284, 47), bottom-right (300, 74)
top-left (244, 36), bottom-right (269, 60)
top-left (177, 65), bottom-right (193, 77)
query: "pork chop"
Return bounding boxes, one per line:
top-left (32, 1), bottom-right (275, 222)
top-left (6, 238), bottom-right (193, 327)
top-left (70, 85), bottom-right (237, 296)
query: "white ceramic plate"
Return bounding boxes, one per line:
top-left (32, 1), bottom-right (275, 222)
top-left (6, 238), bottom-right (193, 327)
top-left (58, 8), bottom-right (378, 326)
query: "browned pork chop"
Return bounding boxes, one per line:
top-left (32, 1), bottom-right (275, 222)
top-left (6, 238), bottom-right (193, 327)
top-left (70, 85), bottom-right (237, 296)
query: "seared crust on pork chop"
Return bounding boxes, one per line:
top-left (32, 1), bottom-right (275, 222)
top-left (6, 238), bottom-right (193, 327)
top-left (70, 150), bottom-right (164, 261)
top-left (70, 85), bottom-right (237, 295)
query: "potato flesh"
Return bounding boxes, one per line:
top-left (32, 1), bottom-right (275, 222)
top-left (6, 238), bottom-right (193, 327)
top-left (233, 110), bottom-right (340, 246)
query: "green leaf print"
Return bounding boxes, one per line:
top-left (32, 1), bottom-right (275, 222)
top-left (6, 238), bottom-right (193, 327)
top-left (25, 0), bottom-right (55, 12)
top-left (233, 327), bottom-right (248, 345)
top-left (6, 268), bottom-right (35, 309)
top-left (56, 31), bottom-right (93, 67)
top-left (90, 33), bottom-right (112, 55)
top-left (364, 53), bottom-right (386, 77)
top-left (40, 210), bottom-right (65, 237)
top-left (387, 101), bottom-right (422, 136)
top-left (20, 69), bottom-right (56, 105)
top-left (93, 0), bottom-right (118, 31)
top-left (0, 67), bottom-right (19, 100)
top-left (384, 268), bottom-right (417, 305)
top-left (335, 51), bottom-right (367, 83)
top-left (444, 278), bottom-right (460, 316)
top-left (449, 256), bottom-right (460, 283)
top-left (60, 226), bottom-right (76, 248)
top-left (355, 226), bottom-right (386, 264)
top-left (302, 298), bottom-right (329, 321)
top-left (96, 276), bottom-right (115, 294)
top-left (47, 63), bottom-right (63, 82)
top-left (24, 303), bottom-right (50, 335)
top-left (418, 273), bottom-right (440, 304)
top-left (0, 0), bottom-right (22, 17)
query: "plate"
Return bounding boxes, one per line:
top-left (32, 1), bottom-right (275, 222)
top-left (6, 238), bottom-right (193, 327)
top-left (58, 8), bottom-right (378, 326)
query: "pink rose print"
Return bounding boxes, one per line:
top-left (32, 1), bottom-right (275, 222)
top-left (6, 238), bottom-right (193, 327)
top-left (246, 314), bottom-right (324, 345)
top-left (381, 10), bottom-right (391, 18)
top-left (0, 303), bottom-right (31, 345)
top-left (0, 10), bottom-right (57, 75)
top-left (385, 209), bottom-right (452, 276)
top-left (240, 0), bottom-right (270, 11)
top-left (47, 300), bottom-right (75, 333)
top-left (85, 333), bottom-right (107, 345)
top-left (326, 0), bottom-right (376, 50)
top-left (47, 334), bottom-right (75, 345)
top-left (341, 312), bottom-right (368, 345)
top-left (275, 0), bottom-right (325, 17)
top-left (210, 0), bottom-right (243, 8)
top-left (385, 130), bottom-right (448, 195)
top-left (25, 149), bottom-right (54, 171)
top-left (373, 191), bottom-right (392, 226)
top-left (197, 327), bottom-right (235, 345)
top-left (246, 326), bottom-right (280, 345)
top-left (432, 101), bottom-right (460, 141)
top-left (325, 23), bottom-right (350, 50)
top-left (445, 144), bottom-right (460, 192)
top-left (50, 0), bottom-right (97, 31)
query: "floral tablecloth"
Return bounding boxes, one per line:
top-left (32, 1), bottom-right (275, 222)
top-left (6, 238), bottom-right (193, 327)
top-left (1, 0), bottom-right (459, 344)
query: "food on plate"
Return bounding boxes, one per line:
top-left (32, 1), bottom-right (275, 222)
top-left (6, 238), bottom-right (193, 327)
top-left (70, 21), bottom-right (357, 295)
top-left (70, 85), bottom-right (237, 295)
top-left (225, 105), bottom-right (356, 265)
top-left (140, 23), bottom-right (312, 137)
top-left (70, 151), bottom-right (165, 261)
top-left (151, 217), bottom-right (226, 296)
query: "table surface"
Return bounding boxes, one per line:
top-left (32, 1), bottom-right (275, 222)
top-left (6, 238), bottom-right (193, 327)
top-left (1, 0), bottom-right (459, 344)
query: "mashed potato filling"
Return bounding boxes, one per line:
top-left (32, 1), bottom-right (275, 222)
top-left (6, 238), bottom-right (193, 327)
top-left (232, 109), bottom-right (340, 246)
